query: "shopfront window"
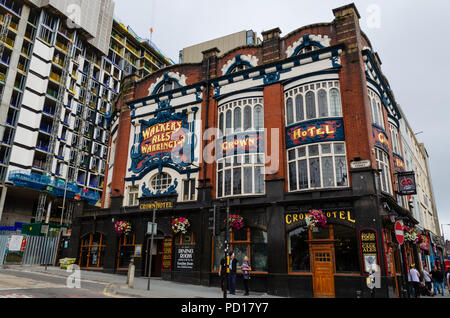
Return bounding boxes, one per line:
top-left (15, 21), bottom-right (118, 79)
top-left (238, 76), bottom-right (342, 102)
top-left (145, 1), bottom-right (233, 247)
top-left (79, 233), bottom-right (105, 269)
top-left (117, 234), bottom-right (136, 270)
top-left (333, 225), bottom-right (359, 273)
top-left (212, 227), bottom-right (268, 272)
top-left (288, 227), bottom-right (310, 272)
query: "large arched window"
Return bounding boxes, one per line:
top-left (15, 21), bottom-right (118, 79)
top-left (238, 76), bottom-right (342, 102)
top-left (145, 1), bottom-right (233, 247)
top-left (156, 80), bottom-right (181, 94)
top-left (285, 81), bottom-right (342, 126)
top-left (79, 233), bottom-right (106, 269)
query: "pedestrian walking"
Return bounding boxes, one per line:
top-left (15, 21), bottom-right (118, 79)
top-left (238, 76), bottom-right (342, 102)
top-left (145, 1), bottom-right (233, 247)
top-left (238, 256), bottom-right (252, 296)
top-left (408, 264), bottom-right (421, 298)
top-left (446, 268), bottom-right (450, 295)
top-left (227, 252), bottom-right (238, 295)
top-left (430, 265), bottom-right (445, 296)
top-left (422, 266), bottom-right (433, 295)
top-left (218, 252), bottom-right (228, 292)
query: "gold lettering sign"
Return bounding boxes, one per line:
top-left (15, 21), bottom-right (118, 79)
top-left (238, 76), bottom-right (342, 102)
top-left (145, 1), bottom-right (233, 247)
top-left (285, 210), bottom-right (355, 226)
top-left (140, 201), bottom-right (174, 211)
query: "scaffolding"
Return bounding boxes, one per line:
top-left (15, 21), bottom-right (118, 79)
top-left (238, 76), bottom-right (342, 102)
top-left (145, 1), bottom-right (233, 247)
top-left (35, 41), bottom-right (73, 223)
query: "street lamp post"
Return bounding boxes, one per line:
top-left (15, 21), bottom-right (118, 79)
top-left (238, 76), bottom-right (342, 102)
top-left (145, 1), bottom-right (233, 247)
top-left (147, 208), bottom-right (156, 291)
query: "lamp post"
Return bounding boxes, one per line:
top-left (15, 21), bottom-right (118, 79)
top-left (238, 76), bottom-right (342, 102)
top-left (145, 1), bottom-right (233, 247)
top-left (223, 199), bottom-right (230, 299)
top-left (147, 208), bottom-right (156, 291)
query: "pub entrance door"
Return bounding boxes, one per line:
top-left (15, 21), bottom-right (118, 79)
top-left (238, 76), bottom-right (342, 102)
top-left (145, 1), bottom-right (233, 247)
top-left (310, 243), bottom-right (335, 298)
top-left (144, 236), bottom-right (164, 277)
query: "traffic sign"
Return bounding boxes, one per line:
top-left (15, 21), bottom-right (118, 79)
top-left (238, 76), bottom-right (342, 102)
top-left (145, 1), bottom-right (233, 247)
top-left (395, 221), bottom-right (404, 245)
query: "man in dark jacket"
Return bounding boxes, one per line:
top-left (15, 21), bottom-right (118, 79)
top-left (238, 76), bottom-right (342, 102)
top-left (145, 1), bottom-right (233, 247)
top-left (430, 266), bottom-right (445, 296)
top-left (227, 252), bottom-right (238, 295)
top-left (218, 252), bottom-right (228, 292)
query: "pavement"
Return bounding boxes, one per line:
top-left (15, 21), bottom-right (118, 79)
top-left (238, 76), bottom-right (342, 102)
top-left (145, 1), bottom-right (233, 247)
top-left (0, 265), bottom-right (280, 298)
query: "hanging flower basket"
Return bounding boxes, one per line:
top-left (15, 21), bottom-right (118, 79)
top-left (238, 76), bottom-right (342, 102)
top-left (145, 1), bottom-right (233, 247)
top-left (114, 221), bottom-right (131, 235)
top-left (404, 226), bottom-right (420, 244)
top-left (171, 217), bottom-right (190, 234)
top-left (305, 210), bottom-right (327, 230)
top-left (228, 214), bottom-right (244, 230)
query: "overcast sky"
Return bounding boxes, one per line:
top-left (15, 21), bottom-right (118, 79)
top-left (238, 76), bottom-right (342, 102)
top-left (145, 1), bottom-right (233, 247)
top-left (113, 0), bottom-right (450, 238)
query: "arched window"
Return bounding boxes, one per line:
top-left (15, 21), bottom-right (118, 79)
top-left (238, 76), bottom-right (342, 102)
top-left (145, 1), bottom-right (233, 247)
top-left (157, 80), bottom-right (181, 94)
top-left (318, 89), bottom-right (328, 118)
top-left (79, 233), bottom-right (106, 269)
top-left (234, 108), bottom-right (242, 132)
top-left (150, 172), bottom-right (172, 192)
top-left (244, 106), bottom-right (252, 131)
top-left (286, 98), bottom-right (294, 126)
top-left (295, 95), bottom-right (304, 122)
top-left (225, 110), bottom-right (232, 132)
top-left (219, 113), bottom-right (224, 136)
top-left (254, 105), bottom-right (263, 130)
top-left (306, 91), bottom-right (316, 120)
top-left (330, 88), bottom-right (342, 117)
top-left (229, 64), bottom-right (250, 74)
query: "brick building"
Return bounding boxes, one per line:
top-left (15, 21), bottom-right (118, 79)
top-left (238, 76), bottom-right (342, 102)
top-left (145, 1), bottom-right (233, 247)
top-left (69, 3), bottom-right (427, 298)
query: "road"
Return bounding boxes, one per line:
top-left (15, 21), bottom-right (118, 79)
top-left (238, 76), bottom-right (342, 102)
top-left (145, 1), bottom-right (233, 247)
top-left (0, 268), bottom-right (130, 298)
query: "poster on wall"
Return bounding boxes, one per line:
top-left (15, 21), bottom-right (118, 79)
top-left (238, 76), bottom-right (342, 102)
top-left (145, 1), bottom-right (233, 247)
top-left (359, 228), bottom-right (380, 275)
top-left (175, 246), bottom-right (195, 271)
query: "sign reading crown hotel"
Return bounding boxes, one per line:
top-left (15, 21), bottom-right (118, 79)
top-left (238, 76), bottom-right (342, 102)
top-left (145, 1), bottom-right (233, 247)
top-left (286, 118), bottom-right (345, 149)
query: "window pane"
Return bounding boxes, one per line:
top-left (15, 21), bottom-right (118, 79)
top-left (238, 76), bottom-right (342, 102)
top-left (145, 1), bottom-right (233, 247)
top-left (322, 157), bottom-right (334, 187)
top-left (234, 108), bottom-right (242, 132)
top-left (254, 166), bottom-right (264, 193)
top-left (244, 167), bottom-right (252, 194)
top-left (321, 144), bottom-right (331, 154)
top-left (295, 95), bottom-right (304, 122)
top-left (251, 229), bottom-right (268, 272)
top-left (213, 231), bottom-right (226, 271)
top-left (288, 149), bottom-right (296, 161)
top-left (224, 170), bottom-right (231, 196)
top-left (298, 147), bottom-right (306, 158)
top-left (335, 156), bottom-right (348, 187)
top-left (233, 168), bottom-right (242, 195)
top-left (334, 225), bottom-right (359, 273)
top-left (334, 143), bottom-right (346, 155)
top-left (306, 91), bottom-right (316, 120)
top-left (298, 159), bottom-right (308, 189)
top-left (309, 158), bottom-right (321, 188)
top-left (190, 179), bottom-right (196, 200)
top-left (219, 113), bottom-right (224, 136)
top-left (309, 145), bottom-right (319, 156)
top-left (371, 99), bottom-right (379, 125)
top-left (254, 105), bottom-right (263, 130)
top-left (330, 89), bottom-right (342, 117)
top-left (244, 106), bottom-right (252, 130)
top-left (288, 227), bottom-right (310, 272)
top-left (226, 110), bottom-right (232, 131)
top-left (286, 98), bottom-right (294, 125)
top-left (318, 89), bottom-right (328, 118)
top-left (289, 162), bottom-right (298, 191)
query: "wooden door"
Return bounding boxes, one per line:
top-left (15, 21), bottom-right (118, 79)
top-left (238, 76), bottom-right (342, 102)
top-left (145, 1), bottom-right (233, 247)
top-left (311, 244), bottom-right (335, 298)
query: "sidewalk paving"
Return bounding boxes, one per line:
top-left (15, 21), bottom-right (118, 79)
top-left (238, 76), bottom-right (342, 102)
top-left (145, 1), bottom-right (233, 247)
top-left (2, 265), bottom-right (280, 298)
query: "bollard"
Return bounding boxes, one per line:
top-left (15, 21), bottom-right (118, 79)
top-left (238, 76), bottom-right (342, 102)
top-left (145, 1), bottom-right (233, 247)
top-left (127, 257), bottom-right (135, 289)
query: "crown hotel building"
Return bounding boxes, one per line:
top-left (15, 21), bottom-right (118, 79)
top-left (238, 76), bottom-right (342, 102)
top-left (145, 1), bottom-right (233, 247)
top-left (69, 3), bottom-right (443, 298)
top-left (0, 0), bottom-right (172, 229)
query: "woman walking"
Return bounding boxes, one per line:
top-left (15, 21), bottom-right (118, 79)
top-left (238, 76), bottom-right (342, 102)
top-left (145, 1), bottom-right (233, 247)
top-left (240, 256), bottom-right (252, 296)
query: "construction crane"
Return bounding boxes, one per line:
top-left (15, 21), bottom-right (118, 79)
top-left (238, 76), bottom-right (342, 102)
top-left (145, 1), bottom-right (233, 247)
top-left (35, 41), bottom-right (73, 223)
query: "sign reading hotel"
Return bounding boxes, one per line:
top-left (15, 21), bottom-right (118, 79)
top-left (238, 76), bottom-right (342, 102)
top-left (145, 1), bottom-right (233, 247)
top-left (139, 200), bottom-right (174, 211)
top-left (285, 209), bottom-right (355, 228)
top-left (393, 153), bottom-right (406, 173)
top-left (286, 119), bottom-right (345, 149)
top-left (216, 132), bottom-right (264, 159)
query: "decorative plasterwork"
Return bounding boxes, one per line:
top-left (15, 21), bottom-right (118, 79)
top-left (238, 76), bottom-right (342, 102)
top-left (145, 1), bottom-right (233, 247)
top-left (286, 34), bottom-right (331, 58)
top-left (148, 71), bottom-right (188, 96)
top-left (221, 54), bottom-right (259, 76)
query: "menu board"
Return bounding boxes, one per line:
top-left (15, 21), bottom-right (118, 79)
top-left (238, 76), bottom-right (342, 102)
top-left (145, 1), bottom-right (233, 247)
top-left (359, 228), bottom-right (380, 275)
top-left (161, 236), bottom-right (173, 271)
top-left (175, 246), bottom-right (195, 271)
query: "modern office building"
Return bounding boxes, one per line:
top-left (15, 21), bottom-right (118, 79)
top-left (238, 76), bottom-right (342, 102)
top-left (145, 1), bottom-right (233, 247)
top-left (0, 0), bottom-right (172, 229)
